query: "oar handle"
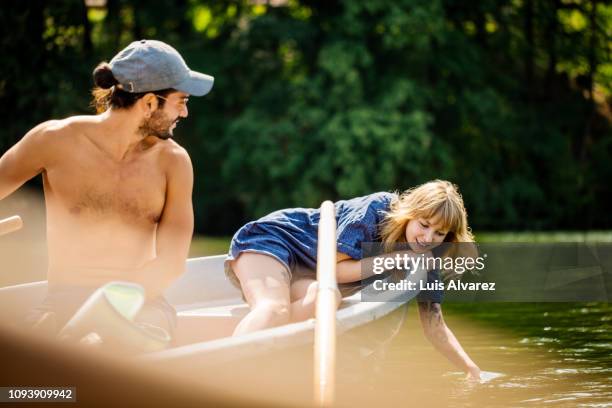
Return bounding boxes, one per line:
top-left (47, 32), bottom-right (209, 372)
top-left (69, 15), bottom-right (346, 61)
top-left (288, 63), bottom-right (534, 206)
top-left (314, 201), bottom-right (337, 407)
top-left (0, 216), bottom-right (23, 236)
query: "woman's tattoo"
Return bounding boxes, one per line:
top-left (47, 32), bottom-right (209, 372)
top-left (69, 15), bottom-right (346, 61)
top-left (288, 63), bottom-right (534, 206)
top-left (418, 301), bottom-right (447, 343)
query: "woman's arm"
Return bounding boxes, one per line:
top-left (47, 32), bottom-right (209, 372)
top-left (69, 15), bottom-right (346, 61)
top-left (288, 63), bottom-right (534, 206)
top-left (336, 252), bottom-right (362, 283)
top-left (417, 301), bottom-right (481, 379)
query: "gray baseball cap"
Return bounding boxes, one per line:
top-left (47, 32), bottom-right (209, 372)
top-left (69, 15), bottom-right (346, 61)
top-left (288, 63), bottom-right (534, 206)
top-left (109, 39), bottom-right (214, 96)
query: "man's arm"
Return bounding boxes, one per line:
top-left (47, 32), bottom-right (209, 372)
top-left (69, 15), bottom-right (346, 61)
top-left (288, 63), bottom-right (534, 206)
top-left (417, 301), bottom-right (481, 379)
top-left (130, 146), bottom-right (194, 298)
top-left (0, 121), bottom-right (54, 200)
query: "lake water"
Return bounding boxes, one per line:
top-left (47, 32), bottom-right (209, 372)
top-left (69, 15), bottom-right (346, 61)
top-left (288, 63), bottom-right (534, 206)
top-left (192, 302), bottom-right (611, 407)
top-left (334, 302), bottom-right (612, 407)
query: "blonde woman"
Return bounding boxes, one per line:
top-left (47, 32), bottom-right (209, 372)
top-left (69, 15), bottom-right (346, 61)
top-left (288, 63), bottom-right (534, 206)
top-left (225, 180), bottom-right (481, 379)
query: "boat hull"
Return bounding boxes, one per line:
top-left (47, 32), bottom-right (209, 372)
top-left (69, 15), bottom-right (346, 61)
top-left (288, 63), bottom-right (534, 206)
top-left (0, 255), bottom-right (417, 363)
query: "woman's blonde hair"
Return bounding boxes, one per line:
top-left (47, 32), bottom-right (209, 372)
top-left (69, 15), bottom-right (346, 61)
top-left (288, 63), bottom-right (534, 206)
top-left (380, 180), bottom-right (476, 260)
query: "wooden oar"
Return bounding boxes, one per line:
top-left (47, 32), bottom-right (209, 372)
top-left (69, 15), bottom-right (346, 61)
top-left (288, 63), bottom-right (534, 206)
top-left (313, 201), bottom-right (337, 407)
top-left (0, 216), bottom-right (22, 237)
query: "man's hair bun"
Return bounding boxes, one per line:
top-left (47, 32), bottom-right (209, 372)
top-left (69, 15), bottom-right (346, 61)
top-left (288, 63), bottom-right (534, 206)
top-left (93, 62), bottom-right (119, 89)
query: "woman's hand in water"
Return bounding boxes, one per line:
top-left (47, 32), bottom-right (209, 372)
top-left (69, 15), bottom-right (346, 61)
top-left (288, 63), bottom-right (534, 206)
top-left (465, 364), bottom-right (482, 381)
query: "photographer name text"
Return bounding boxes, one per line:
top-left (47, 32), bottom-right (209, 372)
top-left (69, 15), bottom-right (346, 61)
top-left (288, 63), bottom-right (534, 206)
top-left (373, 279), bottom-right (495, 291)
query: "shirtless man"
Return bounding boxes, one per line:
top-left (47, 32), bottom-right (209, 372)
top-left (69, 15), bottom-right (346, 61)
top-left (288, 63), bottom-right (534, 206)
top-left (0, 40), bottom-right (214, 336)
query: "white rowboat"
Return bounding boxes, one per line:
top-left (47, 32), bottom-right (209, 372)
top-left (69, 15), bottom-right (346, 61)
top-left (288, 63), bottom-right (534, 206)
top-left (0, 255), bottom-right (420, 365)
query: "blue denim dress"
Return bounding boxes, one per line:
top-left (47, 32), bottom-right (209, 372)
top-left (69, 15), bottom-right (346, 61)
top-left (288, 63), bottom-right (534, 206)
top-left (226, 192), bottom-right (443, 303)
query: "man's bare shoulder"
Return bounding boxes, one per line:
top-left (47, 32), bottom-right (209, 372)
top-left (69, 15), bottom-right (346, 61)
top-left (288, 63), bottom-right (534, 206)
top-left (26, 115), bottom-right (100, 143)
top-left (15, 119), bottom-right (68, 154)
top-left (158, 140), bottom-right (192, 166)
top-left (23, 119), bottom-right (63, 140)
top-left (52, 115), bottom-right (103, 136)
top-left (154, 139), bottom-right (193, 188)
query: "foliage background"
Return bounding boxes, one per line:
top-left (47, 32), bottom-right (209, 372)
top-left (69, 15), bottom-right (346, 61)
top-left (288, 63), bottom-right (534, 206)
top-left (0, 0), bottom-right (610, 234)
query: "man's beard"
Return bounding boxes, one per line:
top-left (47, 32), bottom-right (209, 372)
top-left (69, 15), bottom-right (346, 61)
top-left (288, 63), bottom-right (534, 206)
top-left (138, 110), bottom-right (176, 140)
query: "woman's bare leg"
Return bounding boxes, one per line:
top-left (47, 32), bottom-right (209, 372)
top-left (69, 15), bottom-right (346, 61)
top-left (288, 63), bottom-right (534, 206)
top-left (232, 253), bottom-right (292, 336)
top-left (289, 279), bottom-right (342, 323)
top-left (289, 279), bottom-right (318, 322)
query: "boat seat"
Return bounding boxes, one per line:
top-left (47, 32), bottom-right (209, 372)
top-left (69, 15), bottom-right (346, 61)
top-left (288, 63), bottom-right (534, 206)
top-left (177, 303), bottom-right (250, 318)
top-left (173, 303), bottom-right (250, 345)
top-left (174, 292), bottom-right (365, 346)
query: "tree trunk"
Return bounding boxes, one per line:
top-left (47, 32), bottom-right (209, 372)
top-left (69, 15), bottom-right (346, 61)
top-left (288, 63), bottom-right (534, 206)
top-left (81, 1), bottom-right (93, 55)
top-left (544, 0), bottom-right (558, 96)
top-left (524, 0), bottom-right (535, 101)
top-left (580, 0), bottom-right (597, 162)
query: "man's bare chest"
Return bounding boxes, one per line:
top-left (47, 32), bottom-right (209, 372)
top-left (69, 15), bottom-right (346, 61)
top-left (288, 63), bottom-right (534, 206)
top-left (44, 153), bottom-right (166, 224)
